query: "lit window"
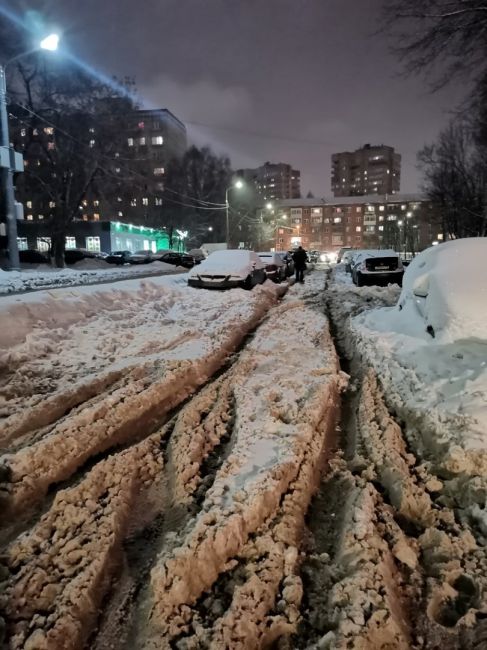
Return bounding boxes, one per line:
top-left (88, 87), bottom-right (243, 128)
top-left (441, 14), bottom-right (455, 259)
top-left (89, 127), bottom-right (95, 134)
top-left (115, 152), bottom-right (120, 158)
top-left (139, 137), bottom-right (146, 145)
top-left (387, 215), bottom-right (397, 221)
top-left (333, 217), bottom-right (342, 224)
top-left (131, 198), bottom-right (137, 207)
top-left (378, 225), bottom-right (384, 231)
top-left (118, 211), bottom-right (123, 217)
top-left (151, 136), bottom-right (163, 145)
top-left (85, 236), bottom-right (101, 252)
top-left (355, 226), bottom-right (361, 232)
top-left (82, 199), bottom-right (88, 207)
top-left (438, 233), bottom-right (444, 240)
top-left (155, 197), bottom-right (163, 206)
top-left (47, 142), bottom-right (55, 150)
top-left (89, 139), bottom-right (95, 148)
top-left (37, 237), bottom-right (51, 251)
top-left (117, 196), bottom-right (122, 202)
top-left (65, 237), bottom-right (76, 249)
top-left (26, 214), bottom-right (33, 221)
top-left (142, 197), bottom-right (149, 206)
top-left (44, 127), bottom-right (54, 135)
top-left (38, 214), bottom-right (44, 220)
top-left (93, 213), bottom-right (100, 221)
top-left (17, 237), bottom-right (28, 250)
top-left (20, 128), bottom-right (27, 137)
top-left (138, 121), bottom-right (145, 129)
top-left (26, 201), bottom-right (32, 209)
top-left (401, 204), bottom-right (406, 210)
top-left (33, 128), bottom-right (39, 136)
top-left (128, 138), bottom-right (134, 147)
top-left (379, 205), bottom-right (385, 211)
top-left (115, 167), bottom-right (121, 173)
top-left (49, 201), bottom-right (56, 208)
top-left (356, 206), bottom-right (361, 212)
top-left (94, 200), bottom-right (100, 207)
top-left (154, 167), bottom-right (165, 175)
top-left (82, 215), bottom-right (88, 221)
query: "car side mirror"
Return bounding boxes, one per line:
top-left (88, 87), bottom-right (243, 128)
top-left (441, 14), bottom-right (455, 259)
top-left (413, 274), bottom-right (429, 298)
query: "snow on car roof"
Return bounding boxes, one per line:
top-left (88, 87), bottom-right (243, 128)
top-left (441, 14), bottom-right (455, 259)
top-left (191, 249), bottom-right (265, 273)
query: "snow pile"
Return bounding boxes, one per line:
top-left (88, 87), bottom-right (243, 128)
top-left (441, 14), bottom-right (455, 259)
top-left (0, 261), bottom-right (180, 295)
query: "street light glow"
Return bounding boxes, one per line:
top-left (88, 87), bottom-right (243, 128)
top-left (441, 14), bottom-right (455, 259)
top-left (266, 202), bottom-right (273, 210)
top-left (40, 33), bottom-right (60, 51)
top-left (234, 179), bottom-right (244, 189)
top-left (208, 226), bottom-right (213, 231)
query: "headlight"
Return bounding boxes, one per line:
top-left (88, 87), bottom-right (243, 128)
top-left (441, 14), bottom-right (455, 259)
top-left (320, 254), bottom-right (328, 262)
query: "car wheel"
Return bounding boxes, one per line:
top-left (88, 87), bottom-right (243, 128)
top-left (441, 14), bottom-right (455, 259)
top-left (243, 275), bottom-right (253, 290)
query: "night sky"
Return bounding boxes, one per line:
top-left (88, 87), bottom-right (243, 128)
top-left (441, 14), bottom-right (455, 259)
top-left (6, 0), bottom-right (467, 195)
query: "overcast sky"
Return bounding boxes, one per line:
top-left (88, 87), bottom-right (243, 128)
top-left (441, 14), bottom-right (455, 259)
top-left (6, 0), bottom-right (467, 195)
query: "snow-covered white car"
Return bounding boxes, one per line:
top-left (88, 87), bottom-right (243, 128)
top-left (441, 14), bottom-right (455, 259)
top-left (397, 238), bottom-right (487, 342)
top-left (257, 252), bottom-right (287, 282)
top-left (351, 249), bottom-right (403, 287)
top-left (187, 249), bottom-right (266, 289)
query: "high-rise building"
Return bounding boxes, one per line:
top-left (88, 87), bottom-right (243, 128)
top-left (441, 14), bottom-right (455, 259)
top-left (237, 162), bottom-right (301, 201)
top-left (331, 144), bottom-right (401, 197)
top-left (11, 106), bottom-right (187, 227)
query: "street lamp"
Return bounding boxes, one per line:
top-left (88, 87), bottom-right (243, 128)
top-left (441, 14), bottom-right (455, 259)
top-left (225, 179), bottom-right (244, 248)
top-left (0, 34), bottom-right (59, 269)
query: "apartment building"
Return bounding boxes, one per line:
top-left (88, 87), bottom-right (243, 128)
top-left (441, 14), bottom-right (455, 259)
top-left (273, 194), bottom-right (439, 254)
top-left (237, 162), bottom-right (301, 201)
top-left (11, 106), bottom-right (187, 228)
top-left (331, 144), bottom-right (401, 197)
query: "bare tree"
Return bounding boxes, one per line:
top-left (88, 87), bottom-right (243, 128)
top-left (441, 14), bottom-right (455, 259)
top-left (9, 58), bottom-right (136, 266)
top-left (418, 120), bottom-right (487, 238)
top-left (382, 0), bottom-right (487, 93)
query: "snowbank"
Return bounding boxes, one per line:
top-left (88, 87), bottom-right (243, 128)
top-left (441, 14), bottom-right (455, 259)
top-left (0, 261), bottom-right (180, 295)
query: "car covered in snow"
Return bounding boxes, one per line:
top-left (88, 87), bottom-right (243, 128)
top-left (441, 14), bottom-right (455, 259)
top-left (351, 249), bottom-right (404, 287)
top-left (397, 238), bottom-right (487, 341)
top-left (129, 250), bottom-right (154, 264)
top-left (257, 252), bottom-right (287, 282)
top-left (337, 246), bottom-right (353, 263)
top-left (187, 249), bottom-right (266, 289)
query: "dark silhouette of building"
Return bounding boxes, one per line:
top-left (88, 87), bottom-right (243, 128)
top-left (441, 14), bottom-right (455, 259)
top-left (331, 144), bottom-right (401, 197)
top-left (237, 162), bottom-right (301, 201)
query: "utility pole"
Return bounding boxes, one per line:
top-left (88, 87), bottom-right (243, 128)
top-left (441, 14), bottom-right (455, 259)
top-left (0, 65), bottom-right (20, 269)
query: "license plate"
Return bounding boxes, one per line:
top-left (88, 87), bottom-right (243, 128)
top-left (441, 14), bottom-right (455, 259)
top-left (375, 265), bottom-right (389, 271)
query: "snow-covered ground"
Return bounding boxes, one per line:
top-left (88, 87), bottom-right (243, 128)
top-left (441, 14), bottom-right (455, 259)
top-left (0, 260), bottom-right (183, 295)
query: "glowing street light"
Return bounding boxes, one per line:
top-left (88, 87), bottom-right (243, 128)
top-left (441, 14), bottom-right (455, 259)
top-left (225, 179), bottom-right (245, 247)
top-left (266, 202), bottom-right (273, 210)
top-left (1, 33), bottom-right (61, 269)
top-left (40, 33), bottom-right (60, 52)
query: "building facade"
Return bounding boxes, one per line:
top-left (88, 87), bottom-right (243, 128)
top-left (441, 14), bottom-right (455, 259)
top-left (237, 162), bottom-right (301, 201)
top-left (331, 144), bottom-right (401, 197)
top-left (16, 220), bottom-right (182, 255)
top-left (11, 107), bottom-right (187, 228)
top-left (273, 194), bottom-right (440, 254)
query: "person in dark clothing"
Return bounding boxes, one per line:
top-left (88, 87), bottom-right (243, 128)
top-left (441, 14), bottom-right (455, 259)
top-left (292, 246), bottom-right (308, 283)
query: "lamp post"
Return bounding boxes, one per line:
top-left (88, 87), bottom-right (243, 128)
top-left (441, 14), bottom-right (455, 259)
top-left (0, 34), bottom-right (59, 270)
top-left (225, 179), bottom-right (244, 248)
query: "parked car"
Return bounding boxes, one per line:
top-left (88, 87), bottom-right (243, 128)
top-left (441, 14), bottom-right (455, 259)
top-left (186, 248), bottom-right (207, 264)
top-left (129, 250), bottom-right (154, 264)
top-left (64, 248), bottom-right (103, 265)
top-left (19, 249), bottom-right (49, 264)
top-left (337, 246), bottom-right (353, 263)
top-left (276, 251), bottom-right (294, 276)
top-left (159, 251), bottom-right (195, 269)
top-left (188, 249), bottom-right (266, 289)
top-left (257, 252), bottom-right (287, 282)
top-left (106, 250), bottom-right (132, 265)
top-left (341, 250), bottom-right (357, 271)
top-left (351, 250), bottom-right (404, 287)
top-left (319, 251), bottom-right (337, 264)
top-left (309, 250), bottom-right (319, 263)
